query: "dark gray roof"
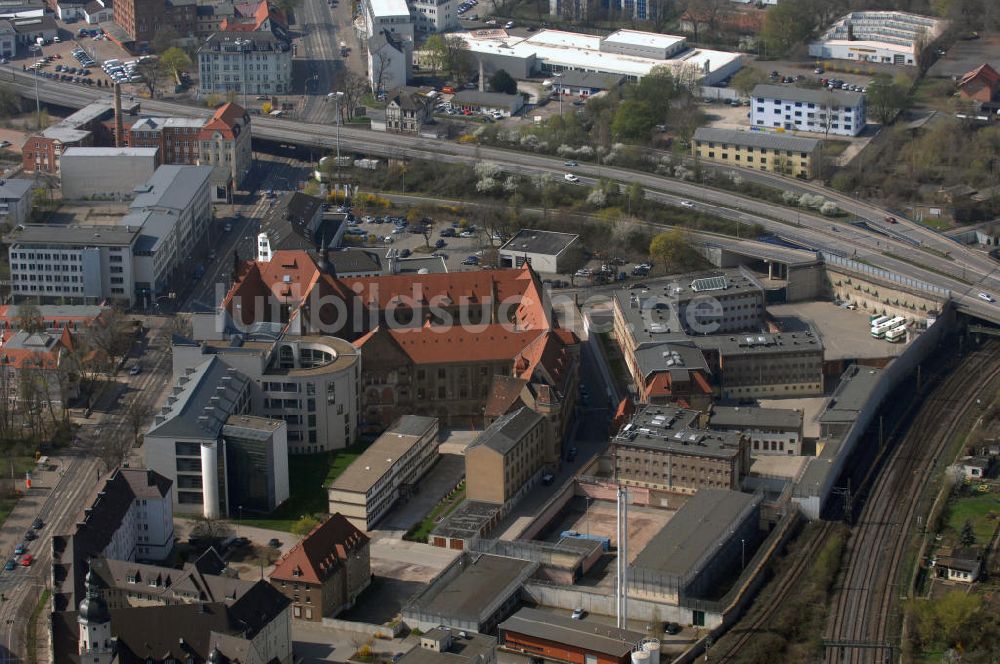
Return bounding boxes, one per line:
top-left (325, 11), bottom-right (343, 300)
top-left (452, 90), bottom-right (523, 109)
top-left (10, 14), bottom-right (55, 33)
top-left (131, 165), bottom-right (213, 212)
top-left (499, 229), bottom-right (579, 257)
top-left (499, 608), bottom-right (644, 658)
top-left (4, 224), bottom-right (140, 247)
top-left (693, 127), bottom-right (820, 153)
top-left (552, 70), bottom-right (624, 90)
top-left (0, 179), bottom-right (34, 201)
top-left (709, 406), bottom-right (803, 431)
top-left (393, 256), bottom-right (449, 274)
top-left (327, 248), bottom-right (382, 275)
top-left (819, 365), bottom-right (882, 423)
top-left (388, 414), bottom-right (439, 437)
top-left (632, 489), bottom-right (759, 579)
top-left (145, 357), bottom-right (250, 440)
top-left (259, 192), bottom-right (333, 254)
top-left (404, 554), bottom-right (536, 625)
top-left (614, 404), bottom-right (743, 459)
top-left (430, 501), bottom-right (502, 540)
top-left (398, 630), bottom-right (496, 664)
top-left (467, 407), bottom-right (543, 456)
top-left (752, 83), bottom-right (863, 107)
top-left (634, 342), bottom-right (709, 380)
top-left (694, 330), bottom-right (822, 357)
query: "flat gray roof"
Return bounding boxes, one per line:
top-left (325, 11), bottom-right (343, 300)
top-left (694, 330), bottom-right (823, 357)
top-left (500, 608), bottom-right (644, 658)
top-left (5, 224), bottom-right (139, 247)
top-left (499, 229), bottom-right (579, 257)
top-left (62, 147), bottom-right (160, 158)
top-left (613, 267), bottom-right (763, 344)
top-left (398, 630), bottom-right (496, 664)
top-left (328, 416), bottom-right (438, 493)
top-left (132, 165), bottom-right (213, 212)
top-left (752, 83), bottom-right (863, 107)
top-left (615, 404), bottom-right (743, 459)
top-left (634, 342), bottom-right (709, 380)
top-left (632, 489), bottom-right (759, 579)
top-left (406, 554), bottom-right (535, 623)
top-left (0, 179), bottom-right (33, 200)
top-left (693, 127), bottom-right (820, 153)
top-left (223, 414), bottom-right (284, 441)
top-left (395, 256), bottom-right (449, 274)
top-left (431, 501), bottom-right (501, 540)
top-left (820, 365), bottom-right (883, 423)
top-left (710, 406), bottom-right (803, 431)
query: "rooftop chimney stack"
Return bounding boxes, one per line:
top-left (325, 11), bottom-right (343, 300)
top-left (113, 83), bottom-right (124, 148)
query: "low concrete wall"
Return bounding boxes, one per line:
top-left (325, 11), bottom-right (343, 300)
top-left (320, 618), bottom-right (403, 638)
top-left (515, 479), bottom-right (576, 542)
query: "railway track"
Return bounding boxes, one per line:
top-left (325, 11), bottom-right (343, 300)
top-left (825, 341), bottom-right (1000, 664)
top-left (713, 520), bottom-right (836, 663)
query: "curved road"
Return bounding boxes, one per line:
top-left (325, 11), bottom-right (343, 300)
top-left (6, 69), bottom-right (1000, 318)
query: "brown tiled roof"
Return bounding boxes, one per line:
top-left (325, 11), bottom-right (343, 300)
top-left (270, 514), bottom-right (368, 585)
top-left (960, 63), bottom-right (1000, 88)
top-left (484, 375), bottom-right (528, 418)
top-left (388, 326), bottom-right (545, 365)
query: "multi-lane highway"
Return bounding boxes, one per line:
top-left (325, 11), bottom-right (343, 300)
top-left (5, 68), bottom-right (999, 319)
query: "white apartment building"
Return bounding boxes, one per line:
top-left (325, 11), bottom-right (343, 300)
top-left (73, 467), bottom-right (175, 563)
top-left (809, 11), bottom-right (945, 66)
top-left (198, 32), bottom-right (293, 96)
top-left (0, 179), bottom-right (34, 226)
top-left (179, 321), bottom-right (363, 454)
top-left (410, 0), bottom-right (457, 32)
top-left (327, 415), bottom-right (439, 530)
top-left (6, 225), bottom-right (142, 304)
top-left (5, 165), bottom-right (213, 306)
top-left (361, 0), bottom-right (413, 42)
top-left (749, 84), bottom-right (866, 137)
top-left (60, 147), bottom-right (160, 200)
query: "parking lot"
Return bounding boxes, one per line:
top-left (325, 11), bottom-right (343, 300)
top-left (345, 215), bottom-right (503, 273)
top-left (25, 32), bottom-right (144, 91)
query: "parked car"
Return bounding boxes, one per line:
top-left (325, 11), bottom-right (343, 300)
top-left (31, 517), bottom-right (43, 530)
top-left (23, 530), bottom-right (36, 541)
top-left (435, 239), bottom-right (446, 248)
top-left (571, 608), bottom-right (585, 620)
top-left (268, 538), bottom-right (281, 548)
top-left (542, 472), bottom-right (555, 485)
top-left (566, 446), bottom-right (577, 461)
top-left (20, 554), bottom-right (33, 567)
top-left (3, 560), bottom-right (14, 571)
top-left (129, 364), bottom-right (142, 376)
top-left (978, 292), bottom-right (996, 303)
top-left (664, 622), bottom-right (682, 635)
top-left (14, 543), bottom-right (26, 556)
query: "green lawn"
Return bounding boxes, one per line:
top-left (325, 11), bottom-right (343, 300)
top-left (405, 482), bottom-right (465, 543)
top-left (243, 442), bottom-right (372, 532)
top-left (915, 217), bottom-right (953, 231)
top-left (944, 492), bottom-right (1000, 545)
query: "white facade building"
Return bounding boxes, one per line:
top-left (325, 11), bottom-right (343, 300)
top-left (809, 11), bottom-right (945, 66)
top-left (410, 0), bottom-right (457, 32)
top-left (0, 179), bottom-right (34, 227)
top-left (198, 32), bottom-right (293, 96)
top-left (367, 29), bottom-right (409, 95)
top-left (59, 147), bottom-right (160, 201)
top-left (749, 84), bottom-right (866, 137)
top-left (361, 0), bottom-right (414, 41)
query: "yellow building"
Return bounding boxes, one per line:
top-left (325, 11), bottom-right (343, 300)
top-left (691, 127), bottom-right (821, 178)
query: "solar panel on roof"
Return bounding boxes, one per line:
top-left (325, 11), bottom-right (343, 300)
top-left (691, 276), bottom-right (727, 292)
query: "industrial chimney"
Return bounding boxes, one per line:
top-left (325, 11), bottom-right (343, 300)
top-left (113, 83), bottom-right (124, 148)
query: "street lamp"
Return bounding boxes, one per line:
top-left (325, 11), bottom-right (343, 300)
top-left (741, 538), bottom-right (746, 570)
top-left (327, 91), bottom-right (344, 169)
top-left (237, 505), bottom-right (243, 538)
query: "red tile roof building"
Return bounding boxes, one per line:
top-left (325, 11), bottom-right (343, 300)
top-left (959, 63), bottom-right (1000, 103)
top-left (222, 250), bottom-right (579, 429)
top-left (0, 327), bottom-right (80, 408)
top-left (220, 0), bottom-right (288, 40)
top-left (269, 514), bottom-right (371, 621)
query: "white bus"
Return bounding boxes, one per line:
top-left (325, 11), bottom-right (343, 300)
top-left (886, 326), bottom-right (907, 343)
top-left (870, 315), bottom-right (891, 326)
top-left (872, 320), bottom-right (897, 338)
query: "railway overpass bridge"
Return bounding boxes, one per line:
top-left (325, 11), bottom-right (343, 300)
top-left (8, 69), bottom-right (1000, 326)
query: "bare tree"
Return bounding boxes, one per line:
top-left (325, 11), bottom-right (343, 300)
top-left (13, 303), bottom-right (44, 333)
top-left (190, 515), bottom-right (235, 542)
top-left (335, 70), bottom-right (369, 124)
top-left (85, 309), bottom-right (134, 375)
top-left (165, 314), bottom-right (193, 340)
top-left (125, 398), bottom-right (153, 446)
top-left (371, 50), bottom-right (395, 97)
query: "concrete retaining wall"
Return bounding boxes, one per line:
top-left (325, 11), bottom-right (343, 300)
top-left (320, 618), bottom-right (402, 638)
top-left (516, 479), bottom-right (576, 541)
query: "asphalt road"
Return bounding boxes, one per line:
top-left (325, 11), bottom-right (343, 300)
top-left (5, 68), bottom-right (1000, 320)
top-left (298, 0), bottom-right (340, 123)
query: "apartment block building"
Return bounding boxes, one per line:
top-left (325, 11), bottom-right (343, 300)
top-left (113, 0), bottom-right (197, 45)
top-left (172, 330), bottom-right (361, 455)
top-left (708, 405), bottom-right (804, 456)
top-left (611, 404), bottom-right (751, 495)
top-left (691, 127), bottom-right (821, 178)
top-left (699, 331), bottom-right (824, 399)
top-left (327, 415), bottom-right (439, 530)
top-left (21, 102), bottom-right (115, 174)
top-left (198, 31), bottom-right (293, 96)
top-left (465, 407), bottom-right (547, 506)
top-left (749, 84), bottom-right (866, 137)
top-left (221, 251), bottom-right (576, 431)
top-left (269, 514), bottom-right (371, 621)
top-left (410, 0), bottom-right (457, 32)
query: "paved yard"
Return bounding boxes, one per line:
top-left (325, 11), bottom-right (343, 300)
top-left (375, 453), bottom-right (466, 533)
top-left (767, 300), bottom-right (909, 361)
